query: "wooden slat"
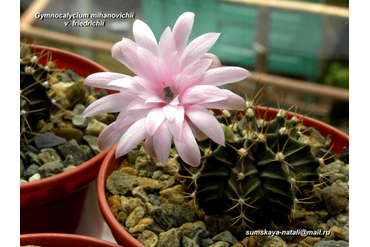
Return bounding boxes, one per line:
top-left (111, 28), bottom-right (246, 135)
top-left (20, 0), bottom-right (51, 26)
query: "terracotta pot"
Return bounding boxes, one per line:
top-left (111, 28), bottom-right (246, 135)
top-left (97, 107), bottom-right (349, 246)
top-left (20, 233), bottom-right (123, 247)
top-left (20, 45), bottom-right (110, 237)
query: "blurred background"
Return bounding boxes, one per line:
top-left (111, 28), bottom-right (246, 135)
top-left (20, 0), bottom-right (349, 134)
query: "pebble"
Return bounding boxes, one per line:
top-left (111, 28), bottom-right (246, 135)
top-left (133, 186), bottom-right (149, 202)
top-left (106, 171), bottom-right (138, 195)
top-left (86, 119), bottom-right (107, 136)
top-left (56, 139), bottom-right (93, 166)
top-left (138, 230), bottom-right (158, 247)
top-left (39, 160), bottom-right (64, 178)
top-left (20, 179), bottom-right (28, 184)
top-left (159, 184), bottom-right (187, 204)
top-left (63, 165), bottom-right (76, 172)
top-left (29, 173), bottom-right (41, 182)
top-left (121, 196), bottom-right (146, 215)
top-left (313, 240), bottom-right (349, 247)
top-left (182, 236), bottom-right (200, 247)
top-left (157, 228), bottom-right (181, 247)
top-left (82, 135), bottom-right (101, 155)
top-left (72, 103), bottom-right (86, 115)
top-left (37, 148), bottom-right (61, 164)
top-left (181, 221), bottom-right (207, 232)
top-left (53, 127), bottom-right (83, 144)
top-left (25, 151), bottom-right (42, 166)
top-left (23, 164), bottom-right (40, 180)
top-left (34, 132), bottom-right (67, 149)
top-left (210, 241), bottom-right (230, 247)
top-left (321, 186), bottom-right (348, 215)
top-left (72, 114), bottom-right (90, 128)
top-left (126, 206), bottom-right (146, 228)
top-left (150, 205), bottom-right (172, 231)
top-left (212, 231), bottom-right (239, 245)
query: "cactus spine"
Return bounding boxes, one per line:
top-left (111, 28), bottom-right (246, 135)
top-left (179, 91), bottom-right (321, 231)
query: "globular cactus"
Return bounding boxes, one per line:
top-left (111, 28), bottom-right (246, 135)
top-left (20, 43), bottom-right (56, 143)
top-left (179, 90), bottom-right (321, 232)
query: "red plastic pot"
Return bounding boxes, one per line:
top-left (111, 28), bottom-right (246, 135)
top-left (97, 107), bottom-right (349, 246)
top-left (20, 233), bottom-right (123, 247)
top-left (20, 45), bottom-right (110, 236)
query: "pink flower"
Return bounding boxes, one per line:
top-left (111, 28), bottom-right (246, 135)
top-left (83, 12), bottom-right (250, 167)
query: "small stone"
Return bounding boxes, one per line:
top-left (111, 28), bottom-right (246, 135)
top-left (34, 132), bottom-right (67, 149)
top-left (150, 205), bottom-right (172, 231)
top-left (126, 206), bottom-right (145, 228)
top-left (23, 164), bottom-right (40, 180)
top-left (190, 227), bottom-right (209, 246)
top-left (25, 151), bottom-right (42, 166)
top-left (37, 148), bottom-right (61, 164)
top-left (85, 94), bottom-right (97, 106)
top-left (96, 89), bottom-right (108, 99)
top-left (53, 127), bottom-right (83, 144)
top-left (29, 173), bottom-right (41, 182)
top-left (329, 173), bottom-right (347, 183)
top-left (63, 165), bottom-right (76, 172)
top-left (20, 179), bottom-right (28, 184)
top-left (182, 236), bottom-right (200, 247)
top-left (72, 114), bottom-right (90, 128)
top-left (178, 203), bottom-right (197, 226)
top-left (96, 113), bottom-right (116, 125)
top-left (313, 240), bottom-right (349, 247)
top-left (138, 230), bottom-right (158, 247)
top-left (39, 160), bottom-right (64, 178)
top-left (20, 159), bottom-right (25, 177)
top-left (86, 119), bottom-right (107, 136)
top-left (212, 231), bottom-right (239, 245)
top-left (231, 236), bottom-right (249, 247)
top-left (148, 194), bottom-right (160, 206)
top-left (328, 226), bottom-right (346, 240)
top-left (107, 195), bottom-right (121, 217)
top-left (39, 122), bottom-right (54, 133)
top-left (181, 221), bottom-right (207, 232)
top-left (82, 135), bottom-right (101, 155)
top-left (65, 79), bottom-right (87, 107)
top-left (72, 103), bottom-right (86, 115)
top-left (138, 177), bottom-right (163, 192)
top-left (299, 237), bottom-right (321, 247)
top-left (63, 154), bottom-right (75, 167)
top-left (339, 164), bottom-right (349, 182)
top-left (159, 184), bottom-right (187, 204)
top-left (152, 170), bottom-right (164, 180)
top-left (321, 186), bottom-right (348, 215)
top-left (261, 236), bottom-right (287, 247)
top-left (121, 196), bottom-right (146, 215)
top-left (117, 211), bottom-right (128, 225)
top-left (322, 160), bottom-right (344, 174)
top-left (62, 110), bottom-right (76, 120)
top-left (119, 167), bottom-right (139, 176)
top-left (209, 241), bottom-right (230, 247)
top-left (202, 238), bottom-right (215, 247)
top-left (106, 171), bottom-right (138, 195)
top-left (136, 155), bottom-right (156, 177)
top-left (129, 218), bottom-right (153, 234)
top-left (158, 228), bottom-right (181, 247)
top-left (56, 139), bottom-right (93, 166)
top-left (132, 186), bottom-right (149, 202)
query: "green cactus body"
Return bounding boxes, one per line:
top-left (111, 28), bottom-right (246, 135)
top-left (180, 103), bottom-right (320, 231)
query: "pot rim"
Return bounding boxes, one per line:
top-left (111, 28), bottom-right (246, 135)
top-left (20, 233), bottom-right (122, 246)
top-left (97, 106), bottom-right (349, 245)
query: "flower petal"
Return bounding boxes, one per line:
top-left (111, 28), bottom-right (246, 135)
top-left (162, 104), bottom-right (178, 121)
top-left (158, 27), bottom-right (176, 64)
top-left (187, 118), bottom-right (208, 141)
top-left (116, 117), bottom-right (147, 158)
top-left (199, 66), bottom-right (251, 86)
top-left (173, 120), bottom-right (201, 167)
top-left (83, 72), bottom-right (127, 91)
top-left (201, 53), bottom-right (222, 70)
top-left (111, 38), bottom-right (144, 77)
top-left (153, 120), bottom-right (172, 165)
top-left (83, 93), bottom-right (136, 117)
top-left (114, 108), bottom-right (152, 130)
top-left (172, 12), bottom-right (195, 54)
top-left (180, 85), bottom-right (227, 105)
top-left (198, 90), bottom-right (246, 111)
top-left (108, 77), bottom-right (144, 94)
top-left (97, 122), bottom-right (130, 151)
top-left (186, 104), bottom-right (225, 145)
top-left (146, 107), bottom-right (165, 136)
top-left (133, 19), bottom-right (158, 56)
top-left (179, 33), bottom-right (220, 71)
top-left (144, 136), bottom-right (156, 157)
top-left (168, 105), bottom-right (184, 139)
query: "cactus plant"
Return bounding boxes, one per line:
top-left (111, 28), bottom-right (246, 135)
top-left (20, 43), bottom-right (54, 143)
top-left (178, 90), bottom-right (322, 232)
